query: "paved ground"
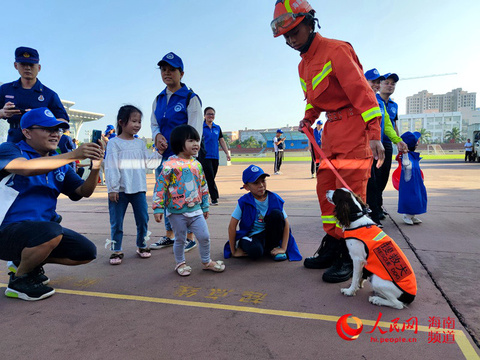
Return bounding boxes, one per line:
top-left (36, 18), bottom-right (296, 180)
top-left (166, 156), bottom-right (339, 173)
top-left (0, 160), bottom-right (479, 360)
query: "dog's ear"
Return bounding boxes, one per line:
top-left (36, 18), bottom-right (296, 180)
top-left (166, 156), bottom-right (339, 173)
top-left (335, 198), bottom-right (351, 228)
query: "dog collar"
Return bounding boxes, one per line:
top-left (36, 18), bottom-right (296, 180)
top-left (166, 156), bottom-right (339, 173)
top-left (348, 207), bottom-right (368, 222)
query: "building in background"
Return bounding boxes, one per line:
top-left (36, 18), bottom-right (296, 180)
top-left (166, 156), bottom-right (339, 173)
top-left (61, 100), bottom-right (104, 140)
top-left (398, 112), bottom-right (463, 143)
top-left (406, 88), bottom-right (476, 114)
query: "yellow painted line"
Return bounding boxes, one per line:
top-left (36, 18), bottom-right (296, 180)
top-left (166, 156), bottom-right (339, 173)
top-left (0, 283), bottom-right (478, 358)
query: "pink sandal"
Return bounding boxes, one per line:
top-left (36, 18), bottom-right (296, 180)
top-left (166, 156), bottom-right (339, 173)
top-left (175, 262), bottom-right (192, 276)
top-left (109, 253), bottom-right (124, 265)
top-left (136, 248), bottom-right (151, 258)
top-left (203, 260), bottom-right (225, 273)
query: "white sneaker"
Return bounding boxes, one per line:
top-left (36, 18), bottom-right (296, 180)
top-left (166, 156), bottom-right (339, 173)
top-left (411, 216), bottom-right (422, 224)
top-left (403, 214), bottom-right (414, 225)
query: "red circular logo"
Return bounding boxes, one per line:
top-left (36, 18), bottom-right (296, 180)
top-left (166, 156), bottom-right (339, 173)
top-left (336, 314), bottom-right (364, 341)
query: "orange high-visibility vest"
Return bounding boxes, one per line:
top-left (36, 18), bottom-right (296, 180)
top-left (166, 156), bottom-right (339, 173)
top-left (344, 225), bottom-right (417, 296)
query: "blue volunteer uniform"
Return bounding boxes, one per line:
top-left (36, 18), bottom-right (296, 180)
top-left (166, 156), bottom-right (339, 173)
top-left (202, 121), bottom-right (223, 159)
top-left (376, 93), bottom-right (398, 144)
top-left (0, 79), bottom-right (69, 143)
top-left (154, 84), bottom-right (199, 159)
top-left (0, 141), bottom-right (84, 227)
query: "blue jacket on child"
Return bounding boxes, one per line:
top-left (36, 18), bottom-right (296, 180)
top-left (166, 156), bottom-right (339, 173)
top-left (224, 191), bottom-right (302, 261)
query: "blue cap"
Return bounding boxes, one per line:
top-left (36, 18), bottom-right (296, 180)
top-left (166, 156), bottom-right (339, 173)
top-left (157, 52), bottom-right (184, 71)
top-left (15, 47), bottom-right (39, 64)
top-left (20, 107), bottom-right (69, 129)
top-left (401, 131), bottom-right (421, 148)
top-left (105, 124), bottom-right (115, 134)
top-left (242, 165), bottom-right (270, 187)
top-left (382, 73), bottom-right (399, 82)
top-left (276, 129), bottom-right (283, 133)
top-left (364, 68), bottom-right (385, 81)
top-left (316, 120), bottom-right (323, 125)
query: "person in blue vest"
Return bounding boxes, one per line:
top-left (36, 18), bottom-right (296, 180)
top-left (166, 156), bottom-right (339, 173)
top-left (198, 107), bottom-right (230, 206)
top-left (376, 72), bottom-right (401, 218)
top-left (310, 120), bottom-right (323, 178)
top-left (0, 47), bottom-right (69, 143)
top-left (365, 69), bottom-right (407, 226)
top-left (150, 52), bottom-right (203, 252)
top-left (225, 164), bottom-right (301, 261)
top-left (0, 107), bottom-right (103, 301)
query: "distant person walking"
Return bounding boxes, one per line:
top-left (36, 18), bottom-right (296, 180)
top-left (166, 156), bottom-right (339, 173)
top-left (198, 107), bottom-right (230, 206)
top-left (0, 47), bottom-right (69, 143)
top-left (310, 120), bottom-right (323, 178)
top-left (464, 139), bottom-right (473, 162)
top-left (273, 129), bottom-right (285, 175)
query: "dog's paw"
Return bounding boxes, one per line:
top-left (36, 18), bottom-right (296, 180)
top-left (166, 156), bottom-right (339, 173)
top-left (341, 288), bottom-right (356, 296)
top-left (369, 296), bottom-right (382, 306)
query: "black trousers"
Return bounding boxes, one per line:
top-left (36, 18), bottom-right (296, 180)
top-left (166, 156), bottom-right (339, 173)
top-left (366, 142), bottom-right (393, 218)
top-left (310, 144), bottom-right (319, 175)
top-left (274, 151), bottom-right (284, 173)
top-left (238, 209), bottom-right (285, 259)
top-left (200, 158), bottom-right (219, 202)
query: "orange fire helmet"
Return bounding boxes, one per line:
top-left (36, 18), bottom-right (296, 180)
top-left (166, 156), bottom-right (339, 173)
top-left (271, 0), bottom-right (315, 38)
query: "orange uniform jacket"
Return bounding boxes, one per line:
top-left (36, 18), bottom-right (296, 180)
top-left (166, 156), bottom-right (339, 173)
top-left (344, 225), bottom-right (417, 297)
top-left (299, 34), bottom-right (382, 159)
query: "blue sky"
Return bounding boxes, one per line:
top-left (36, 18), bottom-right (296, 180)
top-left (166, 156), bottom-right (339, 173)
top-left (1, 0), bottom-right (478, 140)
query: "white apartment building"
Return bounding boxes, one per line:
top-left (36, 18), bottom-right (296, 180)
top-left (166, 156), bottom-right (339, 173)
top-left (406, 88), bottom-right (476, 114)
top-left (398, 112), bottom-right (463, 143)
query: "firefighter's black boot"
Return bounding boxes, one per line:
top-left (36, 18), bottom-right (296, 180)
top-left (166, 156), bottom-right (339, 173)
top-left (303, 234), bottom-right (338, 269)
top-left (322, 239), bottom-right (353, 283)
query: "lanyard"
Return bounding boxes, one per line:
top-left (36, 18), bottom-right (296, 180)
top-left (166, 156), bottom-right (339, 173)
top-left (304, 127), bottom-right (352, 192)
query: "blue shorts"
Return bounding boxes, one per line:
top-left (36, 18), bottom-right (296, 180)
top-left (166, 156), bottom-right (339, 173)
top-left (0, 221), bottom-right (97, 262)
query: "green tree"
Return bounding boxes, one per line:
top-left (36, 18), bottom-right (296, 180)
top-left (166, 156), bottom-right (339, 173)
top-left (241, 136), bottom-right (261, 148)
top-left (418, 128), bottom-right (431, 144)
top-left (444, 127), bottom-right (462, 143)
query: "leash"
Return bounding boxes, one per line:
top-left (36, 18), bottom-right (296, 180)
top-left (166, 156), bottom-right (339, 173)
top-left (303, 126), bottom-right (353, 192)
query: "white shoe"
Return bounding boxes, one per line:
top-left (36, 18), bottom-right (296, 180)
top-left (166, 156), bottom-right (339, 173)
top-left (403, 214), bottom-right (414, 225)
top-left (274, 172), bottom-right (279, 175)
top-left (411, 216), bottom-right (422, 224)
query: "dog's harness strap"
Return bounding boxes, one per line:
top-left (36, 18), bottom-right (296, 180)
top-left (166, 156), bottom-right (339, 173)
top-left (304, 127), bottom-right (352, 191)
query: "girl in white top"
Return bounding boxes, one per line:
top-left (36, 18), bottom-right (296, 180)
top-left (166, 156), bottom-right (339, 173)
top-left (105, 105), bottom-right (162, 265)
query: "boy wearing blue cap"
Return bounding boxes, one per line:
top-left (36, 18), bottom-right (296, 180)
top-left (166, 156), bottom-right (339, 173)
top-left (0, 107), bottom-right (104, 301)
top-left (0, 47), bottom-right (69, 143)
top-left (273, 129), bottom-right (285, 175)
top-left (397, 131), bottom-right (427, 225)
top-left (225, 165), bottom-right (301, 261)
top-left (150, 52), bottom-right (204, 251)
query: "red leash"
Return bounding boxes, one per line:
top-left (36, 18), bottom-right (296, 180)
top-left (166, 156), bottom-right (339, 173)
top-left (304, 126), bottom-right (353, 192)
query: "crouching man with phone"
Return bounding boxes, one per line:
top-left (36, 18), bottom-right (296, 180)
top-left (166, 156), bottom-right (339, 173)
top-left (0, 108), bottom-right (104, 301)
top-left (0, 46), bottom-right (69, 143)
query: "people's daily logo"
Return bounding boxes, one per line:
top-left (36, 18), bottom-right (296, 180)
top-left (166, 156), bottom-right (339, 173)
top-left (336, 314), bottom-right (363, 341)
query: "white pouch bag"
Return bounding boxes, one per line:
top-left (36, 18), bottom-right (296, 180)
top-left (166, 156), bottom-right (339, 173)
top-left (0, 174), bottom-right (18, 225)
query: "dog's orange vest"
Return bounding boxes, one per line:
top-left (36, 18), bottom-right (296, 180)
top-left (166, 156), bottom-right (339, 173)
top-left (344, 225), bottom-right (417, 296)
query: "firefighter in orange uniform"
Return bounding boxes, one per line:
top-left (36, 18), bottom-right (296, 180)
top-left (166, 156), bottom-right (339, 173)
top-left (271, 0), bottom-right (385, 283)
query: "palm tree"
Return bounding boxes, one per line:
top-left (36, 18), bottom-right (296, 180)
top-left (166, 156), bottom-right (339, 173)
top-left (418, 128), bottom-right (431, 144)
top-left (444, 127), bottom-right (461, 143)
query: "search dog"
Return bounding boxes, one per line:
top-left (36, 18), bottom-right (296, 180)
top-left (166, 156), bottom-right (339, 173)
top-left (327, 188), bottom-right (417, 309)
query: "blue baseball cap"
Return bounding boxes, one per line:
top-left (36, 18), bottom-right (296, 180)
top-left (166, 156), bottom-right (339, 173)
top-left (382, 73), bottom-right (400, 82)
top-left (276, 129), bottom-right (283, 133)
top-left (20, 107), bottom-right (70, 130)
top-left (15, 47), bottom-right (39, 64)
top-left (401, 131), bottom-right (421, 148)
top-left (316, 120), bottom-right (323, 125)
top-left (364, 68), bottom-right (385, 81)
top-left (105, 124), bottom-right (115, 134)
top-left (241, 165), bottom-right (270, 188)
top-left (157, 52), bottom-right (184, 71)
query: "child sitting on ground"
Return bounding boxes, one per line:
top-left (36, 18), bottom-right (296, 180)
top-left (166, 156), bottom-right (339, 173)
top-left (225, 164), bottom-right (302, 261)
top-left (397, 131), bottom-right (427, 225)
top-left (153, 124), bottom-right (225, 276)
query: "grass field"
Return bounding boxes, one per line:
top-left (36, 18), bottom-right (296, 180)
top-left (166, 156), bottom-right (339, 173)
top-left (230, 154), bottom-right (465, 162)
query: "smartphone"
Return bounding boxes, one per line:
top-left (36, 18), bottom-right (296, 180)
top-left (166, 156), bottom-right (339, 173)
top-left (91, 130), bottom-right (102, 144)
top-left (12, 107), bottom-right (26, 115)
